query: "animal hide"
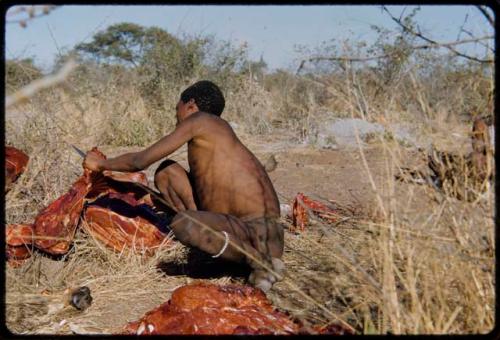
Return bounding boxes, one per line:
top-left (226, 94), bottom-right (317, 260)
top-left (7, 147), bottom-right (172, 265)
top-left (5, 146), bottom-right (29, 192)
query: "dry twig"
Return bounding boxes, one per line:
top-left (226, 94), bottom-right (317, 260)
top-left (6, 60), bottom-right (77, 109)
top-left (476, 5), bottom-right (494, 27)
top-left (297, 35), bottom-right (493, 74)
top-left (6, 5), bottom-right (58, 28)
top-left (382, 6), bottom-right (493, 64)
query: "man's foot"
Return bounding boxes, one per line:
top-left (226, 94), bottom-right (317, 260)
top-left (254, 277), bottom-right (273, 293)
top-left (248, 259), bottom-right (285, 293)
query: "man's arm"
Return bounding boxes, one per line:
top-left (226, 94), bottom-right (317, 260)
top-left (85, 114), bottom-right (201, 172)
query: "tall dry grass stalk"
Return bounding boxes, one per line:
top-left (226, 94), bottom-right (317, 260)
top-left (328, 62), bottom-right (496, 334)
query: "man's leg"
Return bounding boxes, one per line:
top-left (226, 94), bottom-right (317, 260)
top-left (244, 217), bottom-right (285, 291)
top-left (154, 160), bottom-right (197, 211)
top-left (170, 210), bottom-right (284, 292)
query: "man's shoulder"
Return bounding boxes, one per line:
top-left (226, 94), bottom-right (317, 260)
top-left (190, 112), bottom-right (230, 128)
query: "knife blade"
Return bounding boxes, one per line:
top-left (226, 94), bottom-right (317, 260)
top-left (71, 144), bottom-right (86, 158)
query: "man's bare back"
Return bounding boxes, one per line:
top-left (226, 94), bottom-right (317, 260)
top-left (187, 112), bottom-right (280, 220)
top-left (84, 81), bottom-right (284, 292)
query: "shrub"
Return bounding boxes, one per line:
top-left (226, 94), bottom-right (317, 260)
top-left (5, 58), bottom-right (43, 93)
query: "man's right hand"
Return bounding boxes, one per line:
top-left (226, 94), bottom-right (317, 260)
top-left (83, 152), bottom-right (104, 172)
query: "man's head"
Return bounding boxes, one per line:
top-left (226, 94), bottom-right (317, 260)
top-left (176, 80), bottom-right (225, 122)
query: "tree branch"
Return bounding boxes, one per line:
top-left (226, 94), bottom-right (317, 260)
top-left (6, 5), bottom-right (58, 28)
top-left (296, 36), bottom-right (493, 74)
top-left (382, 6), bottom-right (494, 64)
top-left (460, 27), bottom-right (494, 53)
top-left (476, 5), bottom-right (494, 27)
top-left (456, 13), bottom-right (469, 41)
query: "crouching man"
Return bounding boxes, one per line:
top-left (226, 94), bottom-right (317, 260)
top-left (84, 80), bottom-right (284, 292)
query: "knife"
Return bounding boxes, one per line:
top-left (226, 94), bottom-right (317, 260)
top-left (71, 144), bottom-right (86, 158)
top-left (69, 144), bottom-right (177, 213)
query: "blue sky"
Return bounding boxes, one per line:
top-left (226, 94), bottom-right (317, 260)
top-left (5, 5), bottom-right (494, 72)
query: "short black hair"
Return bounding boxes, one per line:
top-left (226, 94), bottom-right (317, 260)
top-left (180, 80), bottom-right (225, 116)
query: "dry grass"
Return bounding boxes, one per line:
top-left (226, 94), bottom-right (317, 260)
top-left (5, 47), bottom-right (494, 334)
top-left (267, 137), bottom-right (494, 334)
top-left (6, 228), bottom-right (189, 334)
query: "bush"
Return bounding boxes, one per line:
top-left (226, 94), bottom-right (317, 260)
top-left (5, 58), bottom-right (43, 93)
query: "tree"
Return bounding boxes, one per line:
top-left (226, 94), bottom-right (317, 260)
top-left (75, 22), bottom-right (181, 67)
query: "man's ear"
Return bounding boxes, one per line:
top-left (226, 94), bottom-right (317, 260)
top-left (187, 99), bottom-right (199, 112)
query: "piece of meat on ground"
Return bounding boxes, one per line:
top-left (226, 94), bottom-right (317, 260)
top-left (32, 164), bottom-right (101, 254)
top-left (5, 146), bottom-right (29, 193)
top-left (15, 147), bottom-right (172, 259)
top-left (122, 283), bottom-right (355, 335)
top-left (82, 191), bottom-right (171, 254)
top-left (6, 223), bottom-right (34, 267)
top-left (122, 283), bottom-right (299, 335)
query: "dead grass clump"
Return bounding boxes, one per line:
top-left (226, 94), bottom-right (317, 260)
top-left (224, 77), bottom-right (276, 135)
top-left (349, 131), bottom-right (494, 334)
top-left (273, 140), bottom-right (493, 334)
top-left (5, 227), bottom-right (190, 335)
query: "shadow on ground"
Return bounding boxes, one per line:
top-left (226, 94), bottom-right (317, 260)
top-left (157, 248), bottom-right (251, 280)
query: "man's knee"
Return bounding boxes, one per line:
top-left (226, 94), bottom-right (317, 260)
top-left (154, 160), bottom-right (185, 188)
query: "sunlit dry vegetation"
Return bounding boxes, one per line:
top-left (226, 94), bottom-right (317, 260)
top-left (5, 6), bottom-right (494, 335)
